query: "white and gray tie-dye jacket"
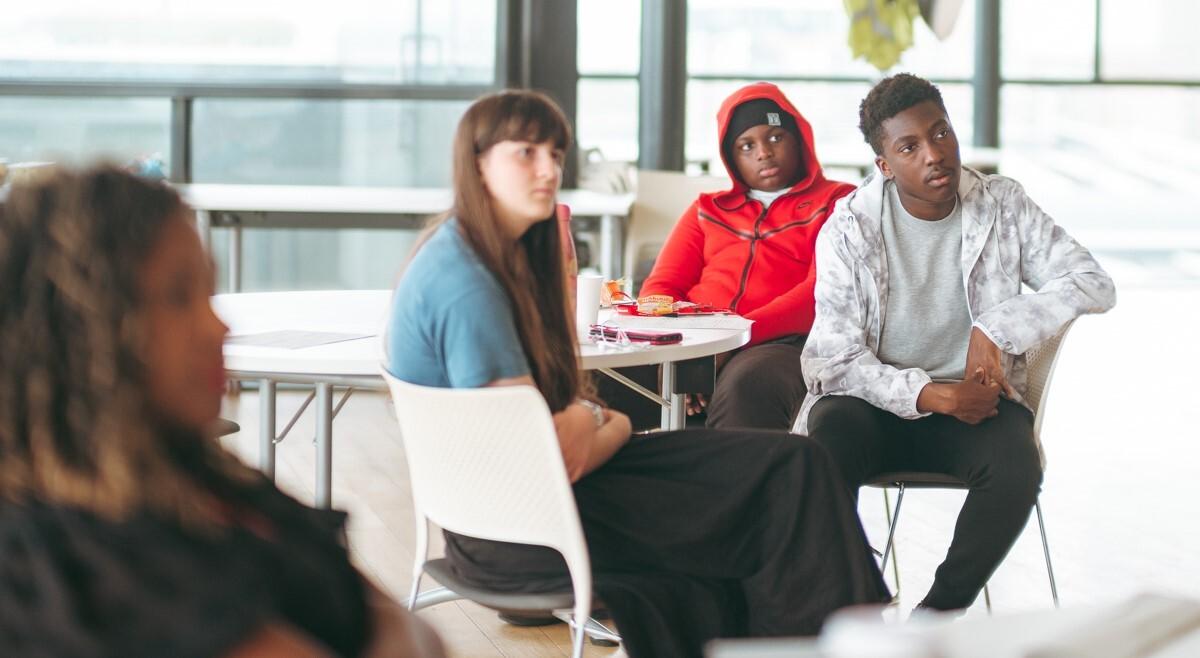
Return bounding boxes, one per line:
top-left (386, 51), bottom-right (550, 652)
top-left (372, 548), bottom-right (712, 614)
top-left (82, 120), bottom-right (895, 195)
top-left (792, 166), bottom-right (1116, 435)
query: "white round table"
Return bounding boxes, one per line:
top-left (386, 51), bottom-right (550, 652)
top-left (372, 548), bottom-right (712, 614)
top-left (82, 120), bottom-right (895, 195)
top-left (215, 290), bottom-right (751, 508)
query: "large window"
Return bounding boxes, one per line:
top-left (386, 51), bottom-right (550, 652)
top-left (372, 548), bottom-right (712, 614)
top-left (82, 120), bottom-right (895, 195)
top-left (576, 0), bottom-right (641, 164)
top-left (0, 97), bottom-right (170, 165)
top-left (0, 1), bottom-right (495, 84)
top-left (191, 99), bottom-right (467, 186)
top-left (0, 0), bottom-right (495, 178)
top-left (688, 0), bottom-right (974, 79)
top-left (996, 0), bottom-right (1200, 236)
top-left (1100, 1), bottom-right (1200, 81)
top-left (0, 0), bottom-right (498, 291)
top-left (686, 0), bottom-right (975, 175)
top-left (1001, 0), bottom-right (1096, 80)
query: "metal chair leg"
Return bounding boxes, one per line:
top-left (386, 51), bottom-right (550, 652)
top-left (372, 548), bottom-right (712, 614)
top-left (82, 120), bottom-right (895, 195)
top-left (555, 612), bottom-right (622, 646)
top-left (409, 586), bottom-right (461, 610)
top-left (1036, 499), bottom-right (1060, 608)
top-left (569, 614), bottom-right (586, 658)
top-left (881, 487), bottom-right (902, 593)
top-left (983, 583), bottom-right (992, 614)
top-left (880, 484), bottom-right (906, 574)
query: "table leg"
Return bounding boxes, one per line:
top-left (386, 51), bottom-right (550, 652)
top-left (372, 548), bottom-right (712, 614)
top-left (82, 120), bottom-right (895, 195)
top-left (315, 383), bottom-right (333, 509)
top-left (660, 362), bottom-right (686, 430)
top-left (258, 378), bottom-right (277, 480)
top-left (599, 213), bottom-right (623, 280)
top-left (228, 223), bottom-right (243, 293)
top-left (196, 209), bottom-right (212, 252)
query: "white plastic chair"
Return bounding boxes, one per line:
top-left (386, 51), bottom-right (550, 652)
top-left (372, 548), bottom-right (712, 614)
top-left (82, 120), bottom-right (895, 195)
top-left (625, 169), bottom-right (729, 291)
top-left (870, 320), bottom-right (1074, 611)
top-left (381, 372), bottom-right (618, 657)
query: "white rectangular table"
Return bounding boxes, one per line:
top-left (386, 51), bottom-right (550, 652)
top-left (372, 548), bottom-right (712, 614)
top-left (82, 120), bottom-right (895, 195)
top-left (216, 290), bottom-right (751, 508)
top-left (179, 184), bottom-right (635, 290)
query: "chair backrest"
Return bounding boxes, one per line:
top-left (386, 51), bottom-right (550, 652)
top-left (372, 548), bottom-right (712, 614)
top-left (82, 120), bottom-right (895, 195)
top-left (1024, 319), bottom-right (1076, 442)
top-left (381, 372), bottom-right (592, 583)
top-left (625, 169), bottom-right (729, 290)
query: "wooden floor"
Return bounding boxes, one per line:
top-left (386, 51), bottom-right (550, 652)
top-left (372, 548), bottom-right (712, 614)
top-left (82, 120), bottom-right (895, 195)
top-left (218, 282), bottom-right (1200, 657)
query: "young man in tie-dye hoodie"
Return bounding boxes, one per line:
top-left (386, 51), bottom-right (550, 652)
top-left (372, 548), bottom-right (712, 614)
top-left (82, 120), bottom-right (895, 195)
top-left (797, 74), bottom-right (1115, 613)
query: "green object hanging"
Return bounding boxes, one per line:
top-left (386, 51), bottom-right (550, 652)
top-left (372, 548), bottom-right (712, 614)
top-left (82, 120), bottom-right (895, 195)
top-left (845, 0), bottom-right (920, 71)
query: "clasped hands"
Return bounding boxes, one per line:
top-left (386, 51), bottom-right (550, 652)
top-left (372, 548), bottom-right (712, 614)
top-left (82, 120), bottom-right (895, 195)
top-left (917, 326), bottom-right (1017, 425)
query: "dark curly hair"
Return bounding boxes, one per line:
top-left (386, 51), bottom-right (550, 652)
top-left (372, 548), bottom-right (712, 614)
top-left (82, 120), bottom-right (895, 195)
top-left (0, 165), bottom-right (255, 524)
top-left (858, 73), bottom-right (947, 155)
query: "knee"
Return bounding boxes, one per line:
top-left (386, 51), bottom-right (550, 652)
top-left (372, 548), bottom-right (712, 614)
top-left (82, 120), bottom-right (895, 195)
top-left (806, 397), bottom-right (878, 443)
top-left (986, 438), bottom-right (1043, 505)
top-left (713, 363), bottom-right (802, 409)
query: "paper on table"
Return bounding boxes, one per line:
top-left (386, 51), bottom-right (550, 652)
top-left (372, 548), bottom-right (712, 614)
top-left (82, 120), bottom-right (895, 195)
top-left (225, 330), bottom-right (374, 349)
top-left (602, 314), bottom-right (754, 331)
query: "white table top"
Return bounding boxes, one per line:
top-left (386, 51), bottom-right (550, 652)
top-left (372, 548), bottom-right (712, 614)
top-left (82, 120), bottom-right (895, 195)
top-left (215, 290), bottom-right (750, 379)
top-left (179, 184), bottom-right (634, 217)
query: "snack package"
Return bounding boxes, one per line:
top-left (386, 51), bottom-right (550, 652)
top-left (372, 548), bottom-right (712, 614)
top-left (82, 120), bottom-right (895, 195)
top-left (601, 278), bottom-right (633, 307)
top-left (636, 294), bottom-right (675, 316)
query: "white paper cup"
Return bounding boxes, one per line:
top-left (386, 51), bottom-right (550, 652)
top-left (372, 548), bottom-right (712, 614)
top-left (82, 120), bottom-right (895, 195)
top-left (575, 274), bottom-right (604, 335)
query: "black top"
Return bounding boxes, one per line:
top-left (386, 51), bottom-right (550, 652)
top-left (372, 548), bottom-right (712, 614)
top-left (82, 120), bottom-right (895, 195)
top-left (0, 475), bottom-right (370, 658)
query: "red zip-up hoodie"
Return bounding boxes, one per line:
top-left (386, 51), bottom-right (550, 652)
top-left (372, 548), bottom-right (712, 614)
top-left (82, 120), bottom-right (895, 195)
top-left (640, 82), bottom-right (854, 347)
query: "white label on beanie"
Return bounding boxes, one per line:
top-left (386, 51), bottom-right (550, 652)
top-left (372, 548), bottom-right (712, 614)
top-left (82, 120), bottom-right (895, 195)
top-left (767, 112), bottom-right (781, 126)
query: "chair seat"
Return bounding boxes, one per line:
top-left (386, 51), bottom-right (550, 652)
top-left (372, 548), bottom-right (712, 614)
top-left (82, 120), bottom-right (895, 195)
top-left (423, 558), bottom-right (577, 612)
top-left (866, 472), bottom-right (968, 489)
top-left (212, 418), bottom-right (241, 437)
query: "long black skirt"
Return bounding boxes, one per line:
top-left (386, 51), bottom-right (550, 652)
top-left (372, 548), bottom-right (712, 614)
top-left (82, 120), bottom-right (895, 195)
top-left (444, 429), bottom-right (890, 658)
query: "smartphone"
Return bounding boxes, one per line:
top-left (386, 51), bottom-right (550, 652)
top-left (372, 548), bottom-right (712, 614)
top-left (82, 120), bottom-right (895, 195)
top-left (589, 325), bottom-right (683, 345)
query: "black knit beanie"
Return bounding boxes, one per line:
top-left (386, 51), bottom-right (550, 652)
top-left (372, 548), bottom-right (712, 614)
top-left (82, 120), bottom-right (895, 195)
top-left (722, 98), bottom-right (801, 169)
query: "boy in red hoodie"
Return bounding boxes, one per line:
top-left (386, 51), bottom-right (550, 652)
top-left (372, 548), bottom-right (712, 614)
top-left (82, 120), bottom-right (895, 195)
top-left (640, 82), bottom-right (854, 429)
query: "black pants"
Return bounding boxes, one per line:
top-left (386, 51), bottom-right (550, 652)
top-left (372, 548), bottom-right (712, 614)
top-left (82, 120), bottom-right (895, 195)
top-left (596, 335), bottom-right (808, 431)
top-left (806, 395), bottom-right (1043, 611)
top-left (444, 429), bottom-right (890, 658)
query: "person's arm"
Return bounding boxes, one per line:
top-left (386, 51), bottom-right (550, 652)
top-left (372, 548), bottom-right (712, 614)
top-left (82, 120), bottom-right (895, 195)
top-left (741, 191), bottom-right (847, 345)
top-left (361, 581), bottom-right (447, 658)
top-left (223, 624), bottom-right (335, 658)
top-left (638, 201), bottom-right (706, 300)
top-left (487, 376), bottom-right (631, 483)
top-left (971, 180), bottom-right (1117, 356)
top-left (741, 259), bottom-right (817, 345)
top-left (802, 220), bottom-right (933, 420)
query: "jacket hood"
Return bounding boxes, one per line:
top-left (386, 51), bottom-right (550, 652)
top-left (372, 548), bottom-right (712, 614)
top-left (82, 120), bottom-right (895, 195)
top-left (837, 164), bottom-right (987, 263)
top-left (714, 82), bottom-right (828, 205)
top-left (846, 164), bottom-right (984, 226)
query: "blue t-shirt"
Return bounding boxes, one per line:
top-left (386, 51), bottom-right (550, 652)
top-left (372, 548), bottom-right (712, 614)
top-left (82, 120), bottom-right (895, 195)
top-left (386, 219), bottom-right (530, 388)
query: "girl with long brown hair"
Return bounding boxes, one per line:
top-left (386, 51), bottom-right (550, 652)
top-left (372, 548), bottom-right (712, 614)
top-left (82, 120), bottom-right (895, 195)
top-left (0, 166), bottom-right (443, 658)
top-left (387, 90), bottom-right (891, 657)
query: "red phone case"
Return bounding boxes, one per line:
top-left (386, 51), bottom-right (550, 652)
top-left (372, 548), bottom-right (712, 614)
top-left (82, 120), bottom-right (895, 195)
top-left (589, 325), bottom-right (683, 345)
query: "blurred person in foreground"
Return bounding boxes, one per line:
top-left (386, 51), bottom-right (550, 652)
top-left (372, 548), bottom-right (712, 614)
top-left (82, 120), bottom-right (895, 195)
top-left (0, 165), bottom-right (444, 658)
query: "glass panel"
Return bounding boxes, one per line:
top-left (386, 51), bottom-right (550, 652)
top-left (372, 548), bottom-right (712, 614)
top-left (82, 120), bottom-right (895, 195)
top-left (1000, 84), bottom-right (1200, 232)
top-left (1001, 0), bottom-right (1095, 80)
top-left (1001, 84), bottom-right (1200, 150)
top-left (191, 98), bottom-right (468, 186)
top-left (0, 96), bottom-right (170, 168)
top-left (193, 97), bottom-right (465, 290)
top-left (0, 0), bottom-right (496, 84)
top-left (578, 0), bottom-right (641, 75)
top-left (686, 80), bottom-right (972, 177)
top-left (1100, 0), bottom-right (1200, 80)
top-left (688, 0), bottom-right (974, 79)
top-left (577, 78), bottom-right (639, 163)
top-left (210, 228), bottom-right (420, 291)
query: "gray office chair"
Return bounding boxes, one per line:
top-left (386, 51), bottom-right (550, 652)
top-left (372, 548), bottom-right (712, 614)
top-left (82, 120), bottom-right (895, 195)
top-left (870, 320), bottom-right (1075, 612)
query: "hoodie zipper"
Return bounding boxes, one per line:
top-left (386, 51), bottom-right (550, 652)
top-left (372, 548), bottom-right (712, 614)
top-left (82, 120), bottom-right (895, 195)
top-left (729, 204), bottom-right (770, 312)
top-left (700, 203), bottom-right (827, 313)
